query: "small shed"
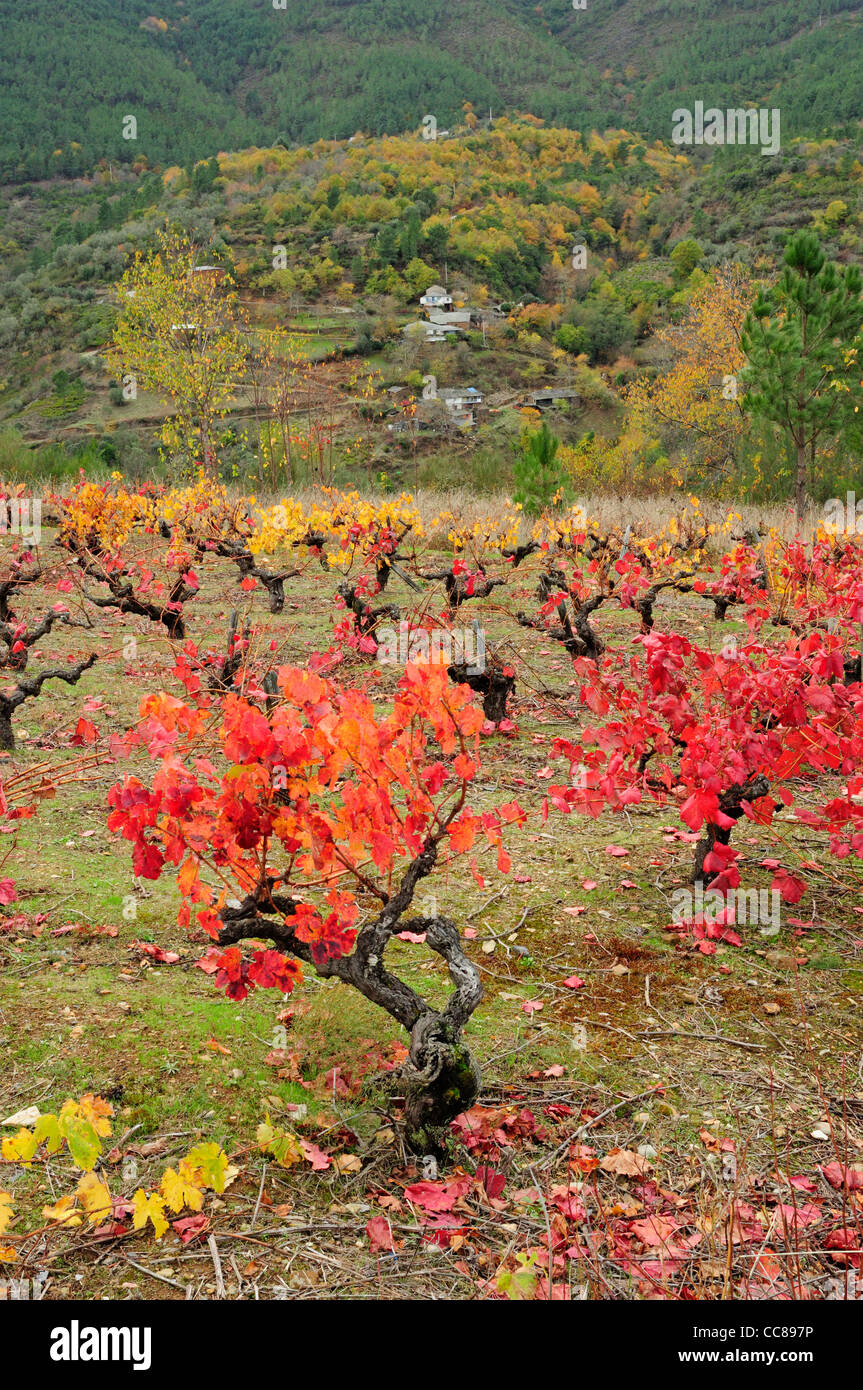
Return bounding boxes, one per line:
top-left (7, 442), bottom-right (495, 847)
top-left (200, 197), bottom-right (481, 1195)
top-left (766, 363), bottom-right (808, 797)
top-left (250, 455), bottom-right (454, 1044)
top-left (525, 389), bottom-right (580, 410)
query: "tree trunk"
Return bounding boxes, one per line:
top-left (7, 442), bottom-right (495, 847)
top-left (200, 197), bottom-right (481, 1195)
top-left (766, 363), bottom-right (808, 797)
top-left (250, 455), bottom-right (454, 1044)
top-left (201, 417), bottom-right (214, 475)
top-left (795, 438), bottom-right (808, 523)
top-left (447, 662), bottom-right (515, 723)
top-left (693, 775), bottom-right (770, 886)
top-left (259, 574), bottom-right (285, 614)
top-left (403, 1022), bottom-right (481, 1157)
top-left (217, 893), bottom-right (483, 1161)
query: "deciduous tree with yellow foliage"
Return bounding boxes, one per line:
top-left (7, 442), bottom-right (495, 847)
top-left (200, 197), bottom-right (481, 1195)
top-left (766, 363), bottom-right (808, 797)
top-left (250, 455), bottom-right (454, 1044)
top-left (107, 229), bottom-right (248, 470)
top-left (624, 265), bottom-right (753, 481)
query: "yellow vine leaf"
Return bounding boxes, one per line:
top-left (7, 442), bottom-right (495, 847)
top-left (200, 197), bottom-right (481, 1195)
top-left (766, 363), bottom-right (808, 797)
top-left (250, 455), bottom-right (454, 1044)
top-left (43, 1194), bottom-right (82, 1228)
top-left (76, 1172), bottom-right (113, 1225)
top-left (57, 1111), bottom-right (102, 1173)
top-left (160, 1165), bottom-right (205, 1215)
top-left (77, 1094), bottom-right (114, 1138)
top-left (132, 1190), bottom-right (169, 1240)
top-left (33, 1114), bottom-right (64, 1153)
top-left (0, 1191), bottom-right (14, 1234)
top-left (1, 1128), bottom-right (39, 1166)
top-left (184, 1143), bottom-right (229, 1193)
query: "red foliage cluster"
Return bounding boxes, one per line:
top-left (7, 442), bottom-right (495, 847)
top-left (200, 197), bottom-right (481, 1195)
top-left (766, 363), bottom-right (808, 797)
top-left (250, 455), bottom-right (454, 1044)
top-left (108, 662), bottom-right (522, 996)
top-left (546, 535), bottom-right (863, 906)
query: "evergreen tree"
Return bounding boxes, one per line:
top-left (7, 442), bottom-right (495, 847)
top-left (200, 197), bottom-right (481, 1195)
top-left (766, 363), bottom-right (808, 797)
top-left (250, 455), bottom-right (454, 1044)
top-left (513, 421), bottom-right (567, 516)
top-left (741, 232), bottom-right (863, 519)
top-left (400, 208), bottom-right (421, 264)
top-left (375, 224), bottom-right (400, 267)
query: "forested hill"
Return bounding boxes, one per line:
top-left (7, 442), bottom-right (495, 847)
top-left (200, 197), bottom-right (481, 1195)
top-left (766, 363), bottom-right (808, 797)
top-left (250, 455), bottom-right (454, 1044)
top-left (1, 0), bottom-right (862, 182)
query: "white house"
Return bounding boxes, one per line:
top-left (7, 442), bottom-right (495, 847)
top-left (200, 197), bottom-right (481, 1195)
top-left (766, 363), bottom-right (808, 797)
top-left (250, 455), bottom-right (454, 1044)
top-left (420, 284), bottom-right (454, 310)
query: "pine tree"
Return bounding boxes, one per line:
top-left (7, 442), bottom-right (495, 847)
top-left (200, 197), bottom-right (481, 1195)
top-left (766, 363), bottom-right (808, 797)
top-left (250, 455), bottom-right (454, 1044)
top-left (514, 421), bottom-right (567, 516)
top-left (741, 232), bottom-right (863, 520)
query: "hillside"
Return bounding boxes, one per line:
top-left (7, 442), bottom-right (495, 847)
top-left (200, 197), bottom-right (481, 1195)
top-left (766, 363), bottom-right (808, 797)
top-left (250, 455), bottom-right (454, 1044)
top-left (1, 117), bottom-right (860, 501)
top-left (1, 0), bottom-right (862, 181)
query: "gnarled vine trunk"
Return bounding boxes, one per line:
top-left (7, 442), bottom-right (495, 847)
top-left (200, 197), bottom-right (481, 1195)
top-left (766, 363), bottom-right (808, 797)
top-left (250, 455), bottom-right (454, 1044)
top-left (217, 843), bottom-right (484, 1155)
top-left (693, 774), bottom-right (770, 886)
top-left (448, 659), bottom-right (515, 724)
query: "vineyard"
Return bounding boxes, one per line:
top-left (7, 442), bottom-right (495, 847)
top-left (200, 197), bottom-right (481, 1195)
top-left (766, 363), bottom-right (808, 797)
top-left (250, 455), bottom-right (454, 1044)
top-left (0, 473), bottom-right (862, 1301)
